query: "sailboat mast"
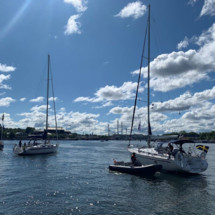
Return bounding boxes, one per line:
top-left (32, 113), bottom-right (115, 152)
top-left (1, 114), bottom-right (4, 140)
top-left (46, 55), bottom-right (50, 133)
top-left (147, 5), bottom-right (151, 147)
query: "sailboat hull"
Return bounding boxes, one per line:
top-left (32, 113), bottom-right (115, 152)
top-left (13, 144), bottom-right (58, 156)
top-left (128, 147), bottom-right (208, 174)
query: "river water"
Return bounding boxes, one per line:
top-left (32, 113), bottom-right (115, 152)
top-left (0, 140), bottom-right (215, 215)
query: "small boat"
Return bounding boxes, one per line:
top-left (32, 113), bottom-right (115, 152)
top-left (109, 161), bottom-right (162, 176)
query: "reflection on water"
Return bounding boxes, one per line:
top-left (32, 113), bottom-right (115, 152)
top-left (0, 140), bottom-right (215, 215)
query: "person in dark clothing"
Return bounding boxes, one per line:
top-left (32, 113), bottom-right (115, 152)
top-left (168, 143), bottom-right (173, 159)
top-left (19, 140), bottom-right (22, 147)
top-left (131, 153), bottom-right (136, 164)
top-left (131, 153), bottom-right (141, 166)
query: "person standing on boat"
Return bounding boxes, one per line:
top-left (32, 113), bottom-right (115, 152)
top-left (19, 140), bottom-right (22, 147)
top-left (168, 143), bottom-right (173, 159)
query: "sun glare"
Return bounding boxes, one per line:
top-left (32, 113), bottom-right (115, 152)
top-left (0, 0), bottom-right (31, 40)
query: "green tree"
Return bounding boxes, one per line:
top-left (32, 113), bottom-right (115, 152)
top-left (25, 127), bottom-right (35, 135)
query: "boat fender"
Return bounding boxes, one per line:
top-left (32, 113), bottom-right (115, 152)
top-left (200, 151), bottom-right (206, 159)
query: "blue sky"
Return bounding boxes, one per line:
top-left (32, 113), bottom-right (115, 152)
top-left (1, 0), bottom-right (215, 135)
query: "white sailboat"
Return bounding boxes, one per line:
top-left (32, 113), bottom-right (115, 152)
top-left (13, 55), bottom-right (59, 155)
top-left (0, 114), bottom-right (4, 150)
top-left (128, 5), bottom-right (209, 174)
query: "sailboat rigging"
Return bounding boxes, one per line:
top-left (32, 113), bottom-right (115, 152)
top-left (128, 5), bottom-right (209, 174)
top-left (13, 55), bottom-right (59, 155)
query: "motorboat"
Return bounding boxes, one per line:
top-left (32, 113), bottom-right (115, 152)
top-left (109, 161), bottom-right (162, 176)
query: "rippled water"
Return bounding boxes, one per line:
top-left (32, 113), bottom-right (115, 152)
top-left (0, 140), bottom-right (215, 215)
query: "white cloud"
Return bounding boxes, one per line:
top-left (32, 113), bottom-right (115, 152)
top-left (189, 0), bottom-right (215, 17)
top-left (30, 105), bottom-right (47, 112)
top-left (18, 110), bottom-right (46, 129)
top-left (0, 97), bottom-right (15, 107)
top-left (20, 97), bottom-right (26, 102)
top-left (54, 110), bottom-right (101, 134)
top-left (74, 81), bottom-right (143, 103)
top-left (132, 50), bottom-right (210, 92)
top-left (107, 105), bottom-right (167, 135)
top-left (29, 96), bottom-right (44, 103)
top-left (177, 36), bottom-right (189, 50)
top-left (155, 101), bottom-right (215, 134)
top-left (108, 106), bottom-right (133, 115)
top-left (49, 97), bottom-right (57, 102)
top-left (95, 82), bottom-right (138, 100)
top-left (104, 83), bottom-right (215, 135)
top-left (0, 74), bottom-right (11, 90)
top-left (152, 86), bottom-right (215, 113)
top-left (101, 101), bottom-right (113, 107)
top-left (132, 23), bottom-right (215, 92)
top-left (94, 101), bottom-right (114, 109)
top-left (64, 14), bottom-right (81, 35)
top-left (115, 1), bottom-right (147, 19)
top-left (200, 0), bottom-right (215, 16)
top-left (64, 0), bottom-right (87, 12)
top-left (16, 104), bottom-right (106, 134)
top-left (0, 63), bottom-right (15, 72)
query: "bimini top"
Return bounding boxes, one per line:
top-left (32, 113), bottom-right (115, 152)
top-left (169, 139), bottom-right (194, 145)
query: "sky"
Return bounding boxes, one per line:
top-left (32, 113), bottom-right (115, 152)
top-left (1, 0), bottom-right (215, 135)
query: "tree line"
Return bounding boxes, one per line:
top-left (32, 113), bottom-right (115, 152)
top-left (1, 125), bottom-right (215, 141)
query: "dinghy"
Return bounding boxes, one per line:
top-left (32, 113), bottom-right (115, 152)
top-left (109, 161), bottom-right (162, 176)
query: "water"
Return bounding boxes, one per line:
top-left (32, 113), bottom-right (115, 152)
top-left (0, 140), bottom-right (215, 215)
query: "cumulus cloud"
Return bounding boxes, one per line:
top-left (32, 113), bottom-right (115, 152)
top-left (105, 86), bottom-right (215, 135)
top-left (136, 86), bottom-right (215, 134)
top-left (0, 74), bottom-right (11, 90)
top-left (18, 110), bottom-right (46, 129)
top-left (0, 97), bottom-right (15, 107)
top-left (64, 0), bottom-right (87, 12)
top-left (0, 63), bottom-right (15, 72)
top-left (20, 97), bottom-right (26, 102)
top-left (155, 101), bottom-right (215, 134)
top-left (132, 23), bottom-right (215, 92)
top-left (200, 0), bottom-right (215, 16)
top-left (189, 0), bottom-right (215, 17)
top-left (108, 106), bottom-right (133, 116)
top-left (115, 1), bottom-right (147, 19)
top-left (16, 103), bottom-right (105, 134)
top-left (152, 88), bottom-right (215, 113)
top-left (74, 81), bottom-right (143, 103)
top-left (107, 105), bottom-right (167, 135)
top-left (64, 14), bottom-right (81, 35)
top-left (53, 110), bottom-right (101, 134)
top-left (29, 96), bottom-right (44, 103)
top-left (30, 105), bottom-right (47, 112)
top-left (177, 36), bottom-right (189, 50)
